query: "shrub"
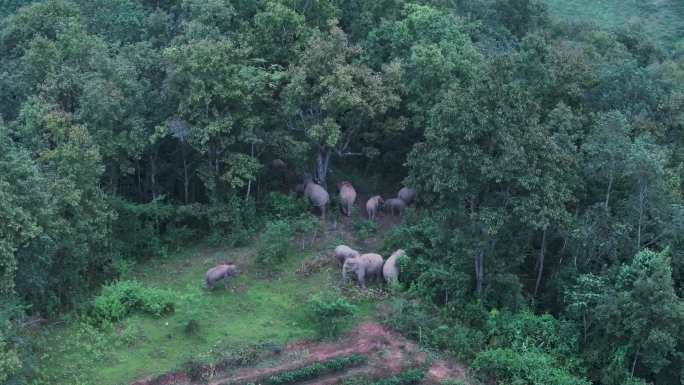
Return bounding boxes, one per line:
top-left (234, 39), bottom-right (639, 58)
top-left (257, 220), bottom-right (294, 266)
top-left (307, 293), bottom-right (357, 339)
top-left (472, 348), bottom-right (590, 385)
top-left (206, 196), bottom-right (256, 247)
top-left (184, 319), bottom-right (200, 336)
top-left (0, 329), bottom-right (21, 385)
top-left (117, 323), bottom-right (144, 347)
top-left (266, 355), bottom-right (367, 385)
top-left (262, 192), bottom-right (309, 220)
top-left (341, 369), bottom-right (425, 385)
top-left (372, 368), bottom-right (425, 385)
top-left (354, 219), bottom-right (378, 242)
top-left (91, 280), bottom-right (175, 323)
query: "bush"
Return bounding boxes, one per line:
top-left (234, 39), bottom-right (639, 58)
top-left (341, 369), bottom-right (425, 385)
top-left (257, 220), bottom-right (294, 266)
top-left (266, 355), bottom-right (367, 385)
top-left (307, 293), bottom-right (357, 339)
top-left (371, 368), bottom-right (425, 385)
top-left (0, 328), bottom-right (21, 385)
top-left (206, 196), bottom-right (257, 247)
top-left (354, 219), bottom-right (378, 242)
top-left (484, 310), bottom-right (583, 371)
top-left (262, 192), bottom-right (309, 220)
top-left (91, 280), bottom-right (175, 323)
top-left (472, 348), bottom-right (590, 385)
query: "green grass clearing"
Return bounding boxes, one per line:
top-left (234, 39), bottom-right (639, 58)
top-left (38, 241), bottom-right (376, 385)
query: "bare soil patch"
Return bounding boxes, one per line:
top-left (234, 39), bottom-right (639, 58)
top-left (131, 321), bottom-right (469, 385)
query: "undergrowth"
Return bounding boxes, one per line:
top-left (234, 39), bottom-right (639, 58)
top-left (266, 354), bottom-right (368, 385)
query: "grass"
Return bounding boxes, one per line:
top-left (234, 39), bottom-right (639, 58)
top-left (545, 0), bottom-right (684, 50)
top-left (38, 240), bottom-right (376, 385)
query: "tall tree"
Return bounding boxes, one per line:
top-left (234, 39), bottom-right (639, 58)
top-left (282, 21), bottom-right (400, 186)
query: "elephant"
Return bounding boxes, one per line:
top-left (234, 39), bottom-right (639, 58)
top-left (398, 187), bottom-right (417, 205)
top-left (385, 198), bottom-right (407, 216)
top-left (366, 195), bottom-right (384, 220)
top-left (338, 181), bottom-right (357, 217)
top-left (334, 244), bottom-right (360, 266)
top-left (271, 159), bottom-right (287, 169)
top-left (302, 174), bottom-right (329, 219)
top-left (383, 249), bottom-right (405, 284)
top-left (205, 264), bottom-right (239, 290)
top-left (342, 253), bottom-right (384, 288)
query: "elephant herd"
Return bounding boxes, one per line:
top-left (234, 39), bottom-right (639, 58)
top-left (299, 173), bottom-right (417, 220)
top-left (204, 247), bottom-right (405, 290)
top-left (336, 245), bottom-right (405, 288)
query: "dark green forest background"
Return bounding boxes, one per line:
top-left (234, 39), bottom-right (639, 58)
top-left (2, 0), bottom-right (684, 384)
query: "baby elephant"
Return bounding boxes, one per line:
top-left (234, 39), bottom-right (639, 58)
top-left (383, 249), bottom-right (405, 284)
top-left (334, 245), bottom-right (360, 266)
top-left (342, 253), bottom-right (384, 288)
top-left (385, 198), bottom-right (407, 216)
top-left (366, 195), bottom-right (384, 220)
top-left (205, 264), bottom-right (239, 290)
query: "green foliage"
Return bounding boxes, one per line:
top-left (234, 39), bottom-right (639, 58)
top-left (92, 280), bottom-right (175, 323)
top-left (473, 348), bottom-right (590, 385)
top-left (380, 297), bottom-right (486, 361)
top-left (369, 368), bottom-right (425, 385)
top-left (2, 1), bottom-right (684, 384)
top-left (0, 325), bottom-right (22, 385)
top-left (354, 219), bottom-right (379, 242)
top-left (566, 249), bottom-right (684, 383)
top-left (262, 192), bottom-right (309, 220)
top-left (257, 220), bottom-right (294, 266)
top-left (206, 196), bottom-right (257, 247)
top-left (266, 354), bottom-right (367, 385)
top-left (306, 293), bottom-right (357, 339)
top-left (342, 368), bottom-right (425, 385)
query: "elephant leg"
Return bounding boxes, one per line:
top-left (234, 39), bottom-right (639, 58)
top-left (224, 276), bottom-right (229, 289)
top-left (357, 270), bottom-right (366, 288)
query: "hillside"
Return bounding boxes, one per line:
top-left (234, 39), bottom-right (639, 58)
top-left (4, 1), bottom-right (684, 385)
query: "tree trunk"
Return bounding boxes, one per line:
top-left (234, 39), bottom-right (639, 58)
top-left (631, 347), bottom-right (640, 377)
top-left (637, 180), bottom-right (646, 250)
top-left (182, 143), bottom-right (189, 204)
top-left (475, 248), bottom-right (484, 296)
top-left (605, 173), bottom-right (613, 214)
top-left (315, 146), bottom-right (332, 187)
top-left (534, 227), bottom-right (547, 298)
top-left (150, 148), bottom-right (158, 200)
top-left (246, 143), bottom-right (254, 201)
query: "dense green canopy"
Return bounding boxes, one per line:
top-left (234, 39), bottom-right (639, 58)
top-left (2, 1), bottom-right (684, 384)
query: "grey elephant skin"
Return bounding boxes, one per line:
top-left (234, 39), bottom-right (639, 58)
top-left (383, 249), bottom-right (405, 284)
top-left (302, 174), bottom-right (329, 219)
top-left (342, 253), bottom-right (384, 288)
top-left (334, 244), bottom-right (360, 266)
top-left (338, 181), bottom-right (357, 216)
top-left (206, 264), bottom-right (239, 290)
top-left (366, 195), bottom-right (384, 220)
top-left (385, 198), bottom-right (406, 215)
top-left (398, 187), bottom-right (416, 205)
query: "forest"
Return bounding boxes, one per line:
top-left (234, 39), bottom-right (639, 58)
top-left (2, 0), bottom-right (684, 384)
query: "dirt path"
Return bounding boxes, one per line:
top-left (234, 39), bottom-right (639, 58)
top-left (132, 322), bottom-right (469, 385)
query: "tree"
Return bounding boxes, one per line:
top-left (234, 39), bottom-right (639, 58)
top-left (11, 99), bottom-right (114, 313)
top-left (407, 58), bottom-right (575, 298)
top-left (282, 20), bottom-right (400, 186)
top-left (566, 249), bottom-right (684, 384)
